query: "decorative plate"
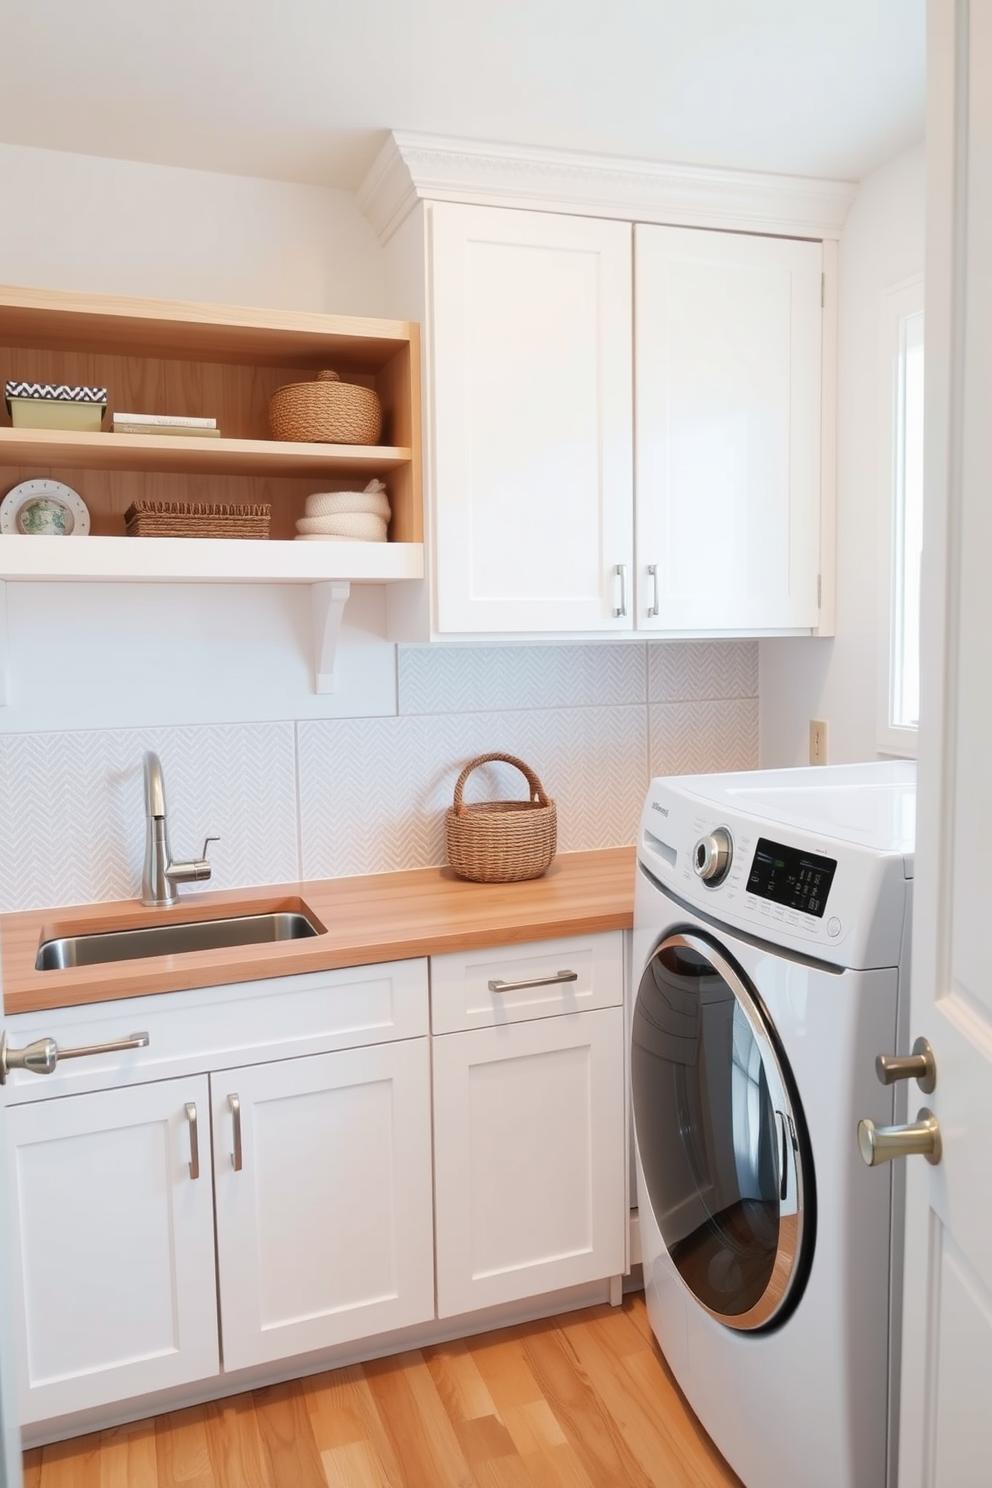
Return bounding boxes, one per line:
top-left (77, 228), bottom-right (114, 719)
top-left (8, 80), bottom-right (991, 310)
top-left (0, 479), bottom-right (91, 537)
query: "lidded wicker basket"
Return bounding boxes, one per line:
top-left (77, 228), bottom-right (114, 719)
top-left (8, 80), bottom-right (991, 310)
top-left (445, 754), bottom-right (556, 884)
top-left (269, 370), bottom-right (382, 445)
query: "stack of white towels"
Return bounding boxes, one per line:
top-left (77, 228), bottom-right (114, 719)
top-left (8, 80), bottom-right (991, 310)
top-left (295, 479), bottom-right (391, 541)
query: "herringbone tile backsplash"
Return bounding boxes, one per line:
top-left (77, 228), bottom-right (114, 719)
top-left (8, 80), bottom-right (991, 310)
top-left (0, 641), bottom-right (759, 911)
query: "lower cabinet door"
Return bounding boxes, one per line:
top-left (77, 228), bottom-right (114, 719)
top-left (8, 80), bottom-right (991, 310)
top-left (432, 1007), bottom-right (626, 1318)
top-left (6, 1075), bottom-right (219, 1425)
top-left (212, 1037), bottom-right (435, 1372)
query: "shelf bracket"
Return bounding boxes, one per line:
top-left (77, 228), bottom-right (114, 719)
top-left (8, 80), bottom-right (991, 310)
top-left (311, 581), bottom-right (351, 694)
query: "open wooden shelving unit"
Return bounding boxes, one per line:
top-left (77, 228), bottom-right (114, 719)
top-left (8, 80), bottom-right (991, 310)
top-left (0, 284), bottom-right (425, 688)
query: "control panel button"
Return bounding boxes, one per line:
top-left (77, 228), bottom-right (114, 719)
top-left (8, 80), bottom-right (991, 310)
top-left (827, 917), bottom-right (842, 938)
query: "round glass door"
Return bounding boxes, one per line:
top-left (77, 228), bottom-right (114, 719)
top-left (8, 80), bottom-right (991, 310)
top-left (632, 930), bottom-right (814, 1330)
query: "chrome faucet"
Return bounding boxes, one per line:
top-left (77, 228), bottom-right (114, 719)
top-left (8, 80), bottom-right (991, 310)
top-left (141, 751), bottom-right (218, 907)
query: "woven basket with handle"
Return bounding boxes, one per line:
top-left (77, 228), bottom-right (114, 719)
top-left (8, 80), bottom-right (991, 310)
top-left (269, 369), bottom-right (382, 445)
top-left (445, 754), bottom-right (556, 883)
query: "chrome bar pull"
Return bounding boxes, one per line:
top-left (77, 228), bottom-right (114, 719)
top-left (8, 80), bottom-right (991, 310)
top-left (488, 970), bottom-right (579, 994)
top-left (0, 1030), bottom-right (149, 1083)
top-left (613, 563), bottom-right (628, 619)
top-left (229, 1093), bottom-right (243, 1172)
top-left (875, 1036), bottom-right (936, 1094)
top-left (185, 1102), bottom-right (200, 1180)
top-left (647, 563), bottom-right (660, 619)
top-left (57, 1032), bottom-right (150, 1062)
top-left (857, 1107), bottom-right (942, 1168)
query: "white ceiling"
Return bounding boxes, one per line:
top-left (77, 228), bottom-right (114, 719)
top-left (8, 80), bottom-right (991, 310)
top-left (0, 0), bottom-right (925, 191)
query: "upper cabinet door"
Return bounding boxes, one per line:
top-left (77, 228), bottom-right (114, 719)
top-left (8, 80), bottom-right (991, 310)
top-left (429, 204), bottom-right (633, 633)
top-left (635, 225), bottom-right (823, 632)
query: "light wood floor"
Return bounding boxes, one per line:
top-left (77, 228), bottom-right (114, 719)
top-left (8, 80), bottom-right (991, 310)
top-left (22, 1294), bottom-right (743, 1488)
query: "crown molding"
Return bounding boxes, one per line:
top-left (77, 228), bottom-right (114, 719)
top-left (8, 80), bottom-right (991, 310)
top-left (356, 131), bottom-right (858, 244)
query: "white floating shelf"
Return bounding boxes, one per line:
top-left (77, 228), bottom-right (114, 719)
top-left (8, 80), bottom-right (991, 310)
top-left (0, 535), bottom-right (424, 585)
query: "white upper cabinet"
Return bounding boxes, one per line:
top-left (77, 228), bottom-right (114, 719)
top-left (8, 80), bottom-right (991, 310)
top-left (366, 134), bottom-right (852, 642)
top-left (634, 225), bottom-right (823, 632)
top-left (384, 200), bottom-right (829, 641)
top-left (429, 203), bottom-right (633, 633)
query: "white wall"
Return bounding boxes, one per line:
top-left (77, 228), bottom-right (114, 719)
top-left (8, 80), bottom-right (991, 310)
top-left (0, 141), bottom-right (385, 315)
top-left (0, 142), bottom-right (399, 732)
top-left (759, 141), bottom-right (925, 767)
top-left (0, 142), bottom-right (761, 910)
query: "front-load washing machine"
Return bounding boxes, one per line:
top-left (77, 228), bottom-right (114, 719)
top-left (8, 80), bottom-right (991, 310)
top-left (632, 760), bottom-right (915, 1488)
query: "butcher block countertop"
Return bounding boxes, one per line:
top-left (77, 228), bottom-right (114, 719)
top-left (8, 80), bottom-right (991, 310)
top-left (1, 846), bottom-right (637, 1016)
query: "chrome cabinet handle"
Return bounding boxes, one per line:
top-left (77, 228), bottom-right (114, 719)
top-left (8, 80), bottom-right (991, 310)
top-left (857, 1107), bottom-right (942, 1168)
top-left (875, 1037), bottom-right (936, 1094)
top-left (613, 563), bottom-right (628, 618)
top-left (58, 1032), bottom-right (150, 1061)
top-left (488, 970), bottom-right (578, 994)
top-left (647, 563), bottom-right (660, 619)
top-left (229, 1093), bottom-right (243, 1172)
top-left (0, 1030), bottom-right (149, 1083)
top-left (185, 1102), bottom-right (200, 1180)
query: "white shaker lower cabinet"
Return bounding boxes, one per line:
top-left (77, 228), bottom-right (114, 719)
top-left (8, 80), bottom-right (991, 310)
top-left (634, 223), bottom-right (824, 632)
top-left (5, 1075), bottom-right (219, 1425)
top-left (430, 933), bottom-right (626, 1318)
top-left (211, 1037), bottom-right (435, 1372)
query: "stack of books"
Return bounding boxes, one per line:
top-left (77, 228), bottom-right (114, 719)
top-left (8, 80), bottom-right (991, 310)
top-left (111, 412), bottom-right (220, 438)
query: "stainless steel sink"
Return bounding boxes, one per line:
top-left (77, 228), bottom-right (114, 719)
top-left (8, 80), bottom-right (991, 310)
top-left (36, 911), bottom-right (321, 971)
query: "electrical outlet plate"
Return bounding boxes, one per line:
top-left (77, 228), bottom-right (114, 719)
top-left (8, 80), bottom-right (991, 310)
top-left (809, 719), bottom-right (828, 766)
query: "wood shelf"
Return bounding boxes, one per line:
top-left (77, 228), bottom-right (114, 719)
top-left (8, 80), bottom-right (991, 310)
top-left (0, 426), bottom-right (413, 479)
top-left (0, 283), bottom-right (425, 693)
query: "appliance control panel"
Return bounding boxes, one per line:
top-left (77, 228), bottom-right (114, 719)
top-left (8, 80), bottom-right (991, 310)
top-left (745, 837), bottom-right (838, 918)
top-left (640, 785), bottom-right (910, 969)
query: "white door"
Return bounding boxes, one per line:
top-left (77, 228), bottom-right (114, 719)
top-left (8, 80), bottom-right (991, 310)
top-left (432, 1007), bottom-right (626, 1318)
top-left (429, 202), bottom-right (633, 634)
top-left (0, 1090), bottom-right (22, 1486)
top-left (212, 1039), bottom-right (435, 1372)
top-left (896, 5), bottom-right (992, 1482)
top-left (5, 1075), bottom-right (218, 1426)
top-left (635, 224), bottom-right (822, 631)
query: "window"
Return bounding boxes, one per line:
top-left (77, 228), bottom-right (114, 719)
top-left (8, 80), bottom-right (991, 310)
top-left (878, 278), bottom-right (924, 756)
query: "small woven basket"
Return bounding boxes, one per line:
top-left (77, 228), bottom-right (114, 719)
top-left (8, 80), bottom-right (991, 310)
top-left (124, 500), bottom-right (271, 539)
top-left (445, 754), bottom-right (556, 884)
top-left (269, 370), bottom-right (382, 445)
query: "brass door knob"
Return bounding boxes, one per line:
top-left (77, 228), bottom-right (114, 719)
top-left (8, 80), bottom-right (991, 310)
top-left (875, 1036), bottom-right (937, 1094)
top-left (857, 1107), bottom-right (942, 1167)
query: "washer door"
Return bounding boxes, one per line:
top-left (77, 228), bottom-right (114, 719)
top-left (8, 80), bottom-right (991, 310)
top-left (632, 930), bottom-right (813, 1330)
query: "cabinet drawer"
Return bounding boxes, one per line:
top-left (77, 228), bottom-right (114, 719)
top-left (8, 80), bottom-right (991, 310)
top-left (3, 958), bottom-right (429, 1102)
top-left (430, 932), bottom-right (623, 1035)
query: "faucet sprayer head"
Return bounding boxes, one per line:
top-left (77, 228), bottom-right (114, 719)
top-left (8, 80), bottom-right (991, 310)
top-left (143, 751), bottom-right (167, 820)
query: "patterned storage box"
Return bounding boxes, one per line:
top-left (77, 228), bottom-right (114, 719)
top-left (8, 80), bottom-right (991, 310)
top-left (5, 381), bottom-right (108, 432)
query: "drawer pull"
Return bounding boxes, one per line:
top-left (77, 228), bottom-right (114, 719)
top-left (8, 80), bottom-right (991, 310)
top-left (57, 1032), bottom-right (150, 1062)
top-left (0, 1030), bottom-right (149, 1083)
top-left (229, 1093), bottom-right (243, 1172)
top-left (185, 1102), bottom-right (200, 1180)
top-left (488, 970), bottom-right (579, 994)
